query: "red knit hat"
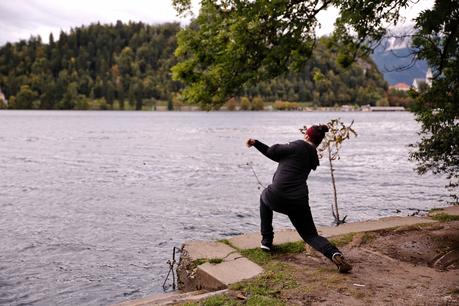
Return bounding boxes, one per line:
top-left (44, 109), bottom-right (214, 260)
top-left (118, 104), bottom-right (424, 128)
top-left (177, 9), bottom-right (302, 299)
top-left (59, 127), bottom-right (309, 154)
top-left (306, 125), bottom-right (328, 146)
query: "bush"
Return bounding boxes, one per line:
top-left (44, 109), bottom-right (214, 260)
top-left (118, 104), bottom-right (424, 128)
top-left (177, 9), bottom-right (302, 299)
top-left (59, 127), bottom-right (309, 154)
top-left (251, 96), bottom-right (265, 110)
top-left (388, 89), bottom-right (414, 107)
top-left (93, 98), bottom-right (109, 110)
top-left (273, 100), bottom-right (301, 110)
top-left (74, 95), bottom-right (90, 110)
top-left (239, 96), bottom-right (251, 110)
top-left (225, 97), bottom-right (237, 111)
top-left (376, 97), bottom-right (389, 106)
top-left (7, 96), bottom-right (16, 109)
top-left (172, 94), bottom-right (184, 110)
top-left (0, 99), bottom-right (6, 109)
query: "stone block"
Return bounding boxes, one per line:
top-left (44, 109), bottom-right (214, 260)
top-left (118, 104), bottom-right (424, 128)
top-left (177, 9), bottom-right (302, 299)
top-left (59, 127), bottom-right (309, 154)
top-left (199, 257), bottom-right (263, 285)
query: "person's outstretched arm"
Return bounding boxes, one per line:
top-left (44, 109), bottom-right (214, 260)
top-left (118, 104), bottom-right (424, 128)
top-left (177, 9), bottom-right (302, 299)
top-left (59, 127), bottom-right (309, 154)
top-left (246, 139), bottom-right (294, 162)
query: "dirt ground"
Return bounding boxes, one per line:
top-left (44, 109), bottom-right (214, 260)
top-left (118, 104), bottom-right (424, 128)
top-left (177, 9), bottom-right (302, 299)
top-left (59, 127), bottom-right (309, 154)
top-left (280, 221), bottom-right (459, 305)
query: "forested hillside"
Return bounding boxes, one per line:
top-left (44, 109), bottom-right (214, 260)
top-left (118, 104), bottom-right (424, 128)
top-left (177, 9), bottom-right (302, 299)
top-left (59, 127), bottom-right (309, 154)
top-left (242, 39), bottom-right (387, 106)
top-left (0, 22), bottom-right (181, 110)
top-left (0, 21), bottom-right (388, 110)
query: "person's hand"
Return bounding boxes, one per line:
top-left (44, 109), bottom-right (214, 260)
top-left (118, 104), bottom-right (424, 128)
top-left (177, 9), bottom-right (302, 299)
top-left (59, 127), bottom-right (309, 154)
top-left (246, 138), bottom-right (256, 147)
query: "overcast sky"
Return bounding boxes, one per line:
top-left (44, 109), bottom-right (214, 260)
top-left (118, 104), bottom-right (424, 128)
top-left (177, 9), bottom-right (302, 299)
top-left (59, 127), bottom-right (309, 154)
top-left (0, 0), bottom-right (434, 46)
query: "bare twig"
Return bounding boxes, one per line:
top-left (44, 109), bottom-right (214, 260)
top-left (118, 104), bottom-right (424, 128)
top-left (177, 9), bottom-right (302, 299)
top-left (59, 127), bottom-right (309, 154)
top-left (246, 162), bottom-right (266, 189)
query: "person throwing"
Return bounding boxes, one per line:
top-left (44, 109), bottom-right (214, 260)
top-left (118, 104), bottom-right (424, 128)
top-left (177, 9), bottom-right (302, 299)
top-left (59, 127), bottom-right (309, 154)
top-left (246, 124), bottom-right (352, 273)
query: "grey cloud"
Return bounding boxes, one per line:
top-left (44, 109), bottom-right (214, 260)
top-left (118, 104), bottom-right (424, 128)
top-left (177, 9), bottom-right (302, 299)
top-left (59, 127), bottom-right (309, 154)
top-left (0, 0), bottom-right (184, 46)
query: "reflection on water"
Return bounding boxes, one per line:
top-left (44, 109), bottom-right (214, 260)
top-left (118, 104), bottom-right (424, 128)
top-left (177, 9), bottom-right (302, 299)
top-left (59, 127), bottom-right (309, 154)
top-left (0, 111), bottom-right (449, 305)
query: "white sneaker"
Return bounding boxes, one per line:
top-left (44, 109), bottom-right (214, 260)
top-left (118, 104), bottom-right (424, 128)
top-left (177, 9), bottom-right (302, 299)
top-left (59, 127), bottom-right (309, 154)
top-left (260, 244), bottom-right (272, 252)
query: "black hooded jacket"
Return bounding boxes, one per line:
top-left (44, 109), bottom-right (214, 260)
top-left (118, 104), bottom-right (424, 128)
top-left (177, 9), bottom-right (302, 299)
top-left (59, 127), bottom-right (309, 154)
top-left (254, 139), bottom-right (319, 200)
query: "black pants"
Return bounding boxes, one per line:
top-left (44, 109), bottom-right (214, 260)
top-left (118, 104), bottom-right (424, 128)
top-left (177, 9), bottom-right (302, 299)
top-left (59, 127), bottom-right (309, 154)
top-left (260, 188), bottom-right (340, 260)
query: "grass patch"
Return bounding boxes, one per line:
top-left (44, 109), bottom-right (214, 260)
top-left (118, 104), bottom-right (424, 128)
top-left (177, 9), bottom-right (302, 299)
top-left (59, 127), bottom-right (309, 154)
top-left (240, 248), bottom-right (272, 265)
top-left (330, 233), bottom-right (355, 247)
top-left (275, 241), bottom-right (305, 254)
top-left (217, 239), bottom-right (233, 247)
top-left (201, 294), bottom-right (239, 306)
top-left (240, 241), bottom-right (305, 266)
top-left (188, 293), bottom-right (284, 306)
top-left (192, 258), bottom-right (224, 266)
top-left (236, 274), bottom-right (281, 297)
top-left (233, 265), bottom-right (298, 299)
top-left (208, 258), bottom-right (224, 264)
top-left (431, 213), bottom-right (459, 222)
top-left (429, 208), bottom-right (444, 213)
top-left (183, 294), bottom-right (239, 306)
top-left (246, 294), bottom-right (284, 305)
top-left (192, 258), bottom-right (207, 266)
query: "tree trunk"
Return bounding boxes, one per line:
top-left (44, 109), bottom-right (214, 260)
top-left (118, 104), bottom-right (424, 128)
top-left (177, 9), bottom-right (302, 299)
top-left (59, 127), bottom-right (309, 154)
top-left (328, 146), bottom-right (340, 224)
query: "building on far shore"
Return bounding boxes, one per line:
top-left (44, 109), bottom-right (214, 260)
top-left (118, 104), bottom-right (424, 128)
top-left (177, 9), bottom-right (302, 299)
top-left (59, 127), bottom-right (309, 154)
top-left (361, 105), bottom-right (405, 112)
top-left (412, 68), bottom-right (433, 91)
top-left (389, 82), bottom-right (410, 91)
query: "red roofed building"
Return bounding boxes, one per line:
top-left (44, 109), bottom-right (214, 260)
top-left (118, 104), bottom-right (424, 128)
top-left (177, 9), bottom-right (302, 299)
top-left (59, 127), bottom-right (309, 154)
top-left (389, 82), bottom-right (410, 91)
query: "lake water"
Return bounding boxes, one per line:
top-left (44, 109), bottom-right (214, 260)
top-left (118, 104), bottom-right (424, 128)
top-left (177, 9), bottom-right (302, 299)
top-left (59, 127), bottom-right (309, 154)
top-left (0, 111), bottom-right (449, 305)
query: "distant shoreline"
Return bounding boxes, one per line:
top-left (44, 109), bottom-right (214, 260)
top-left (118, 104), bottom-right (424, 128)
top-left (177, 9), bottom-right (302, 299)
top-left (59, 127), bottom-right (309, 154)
top-left (0, 106), bottom-right (407, 112)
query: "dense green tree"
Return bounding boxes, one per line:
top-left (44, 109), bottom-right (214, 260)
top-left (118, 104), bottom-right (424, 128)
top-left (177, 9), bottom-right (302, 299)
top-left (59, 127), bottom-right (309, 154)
top-left (171, 0), bottom-right (406, 108)
top-left (105, 80), bottom-right (116, 105)
top-left (167, 98), bottom-right (174, 111)
top-left (117, 47), bottom-right (135, 76)
top-left (60, 81), bottom-right (78, 109)
top-left (409, 0), bottom-right (459, 202)
top-left (40, 80), bottom-right (60, 109)
top-left (15, 85), bottom-right (38, 109)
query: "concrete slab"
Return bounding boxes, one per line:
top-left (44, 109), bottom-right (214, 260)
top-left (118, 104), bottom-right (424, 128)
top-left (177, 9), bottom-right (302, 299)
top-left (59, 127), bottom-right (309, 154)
top-left (193, 267), bottom-right (227, 291)
top-left (177, 241), bottom-right (246, 292)
top-left (114, 289), bottom-right (228, 306)
top-left (199, 257), bottom-right (264, 285)
top-left (115, 292), bottom-right (177, 306)
top-left (183, 241), bottom-right (238, 261)
top-left (318, 216), bottom-right (437, 237)
top-left (431, 206), bottom-right (459, 216)
top-left (229, 216), bottom-right (438, 250)
top-left (172, 289), bottom-right (229, 303)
